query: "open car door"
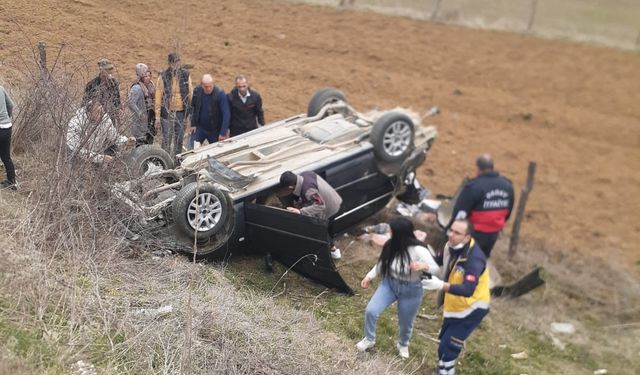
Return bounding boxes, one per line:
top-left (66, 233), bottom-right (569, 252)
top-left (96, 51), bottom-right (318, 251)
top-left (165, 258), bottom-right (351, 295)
top-left (244, 203), bottom-right (353, 294)
top-left (436, 177), bottom-right (469, 229)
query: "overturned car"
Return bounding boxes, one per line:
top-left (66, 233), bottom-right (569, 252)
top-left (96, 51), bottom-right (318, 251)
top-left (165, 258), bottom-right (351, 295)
top-left (115, 88), bottom-right (437, 294)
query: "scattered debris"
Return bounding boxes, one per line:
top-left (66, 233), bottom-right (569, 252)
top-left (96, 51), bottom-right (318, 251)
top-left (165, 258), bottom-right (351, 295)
top-left (358, 223), bottom-right (427, 245)
top-left (550, 322), bottom-right (576, 335)
top-left (74, 360), bottom-right (97, 375)
top-left (423, 106), bottom-right (440, 118)
top-left (133, 305), bottom-right (174, 317)
top-left (521, 112), bottom-right (533, 121)
top-left (452, 89), bottom-right (463, 96)
top-left (363, 223), bottom-right (390, 234)
top-left (491, 266), bottom-right (546, 298)
top-left (550, 334), bottom-right (565, 350)
top-left (396, 198), bottom-right (440, 217)
top-left (593, 369), bottom-right (608, 375)
top-left (498, 344), bottom-right (507, 349)
top-left (417, 313), bottom-right (439, 320)
top-left (151, 249), bottom-right (173, 258)
top-left (510, 351), bottom-right (528, 359)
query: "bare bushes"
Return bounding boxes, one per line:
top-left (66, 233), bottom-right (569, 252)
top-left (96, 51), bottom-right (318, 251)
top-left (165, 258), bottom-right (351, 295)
top-left (0, 49), bottom-right (408, 374)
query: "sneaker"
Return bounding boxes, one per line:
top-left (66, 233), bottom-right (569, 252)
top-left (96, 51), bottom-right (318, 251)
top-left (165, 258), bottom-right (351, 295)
top-left (330, 247), bottom-right (342, 259)
top-left (397, 343), bottom-right (409, 359)
top-left (356, 337), bottom-right (375, 352)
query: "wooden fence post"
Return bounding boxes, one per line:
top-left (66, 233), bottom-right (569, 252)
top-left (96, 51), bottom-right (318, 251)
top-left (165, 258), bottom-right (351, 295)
top-left (37, 42), bottom-right (48, 80)
top-left (431, 0), bottom-right (443, 21)
top-left (527, 0), bottom-right (538, 33)
top-left (508, 161), bottom-right (537, 259)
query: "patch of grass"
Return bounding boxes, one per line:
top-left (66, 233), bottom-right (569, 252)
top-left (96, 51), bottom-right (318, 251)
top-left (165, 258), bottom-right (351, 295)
top-left (220, 245), bottom-right (633, 374)
top-left (0, 307), bottom-right (61, 373)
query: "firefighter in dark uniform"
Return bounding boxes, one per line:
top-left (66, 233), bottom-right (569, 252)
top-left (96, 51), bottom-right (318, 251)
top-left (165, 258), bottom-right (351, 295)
top-left (423, 219), bottom-right (490, 375)
top-left (450, 154), bottom-right (514, 257)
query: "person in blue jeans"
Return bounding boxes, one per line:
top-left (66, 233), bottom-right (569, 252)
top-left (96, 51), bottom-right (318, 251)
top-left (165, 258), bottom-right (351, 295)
top-left (357, 217), bottom-right (440, 359)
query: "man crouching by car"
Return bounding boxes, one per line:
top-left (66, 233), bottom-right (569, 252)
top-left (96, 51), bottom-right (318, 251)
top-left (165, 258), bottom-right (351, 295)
top-left (66, 100), bottom-right (135, 166)
top-left (280, 170), bottom-right (343, 259)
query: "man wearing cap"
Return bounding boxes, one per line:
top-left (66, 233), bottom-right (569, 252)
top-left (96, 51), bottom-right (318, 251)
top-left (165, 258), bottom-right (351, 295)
top-left (187, 74), bottom-right (230, 148)
top-left (128, 63), bottom-right (155, 146)
top-left (83, 58), bottom-right (122, 127)
top-left (154, 52), bottom-right (192, 159)
top-left (449, 154), bottom-right (514, 257)
top-left (227, 75), bottom-right (264, 137)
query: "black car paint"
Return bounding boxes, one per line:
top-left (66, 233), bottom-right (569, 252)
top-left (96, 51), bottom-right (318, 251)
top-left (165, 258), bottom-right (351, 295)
top-left (211, 145), bottom-right (427, 294)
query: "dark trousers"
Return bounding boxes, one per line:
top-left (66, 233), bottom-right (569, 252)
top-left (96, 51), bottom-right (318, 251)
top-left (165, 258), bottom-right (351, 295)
top-left (161, 110), bottom-right (186, 158)
top-left (135, 110), bottom-right (157, 147)
top-left (193, 127), bottom-right (219, 145)
top-left (0, 127), bottom-right (16, 183)
top-left (473, 231), bottom-right (500, 258)
top-left (437, 308), bottom-right (489, 375)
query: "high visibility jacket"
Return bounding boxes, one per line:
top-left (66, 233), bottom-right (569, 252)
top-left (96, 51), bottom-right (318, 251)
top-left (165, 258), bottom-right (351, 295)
top-left (443, 239), bottom-right (491, 318)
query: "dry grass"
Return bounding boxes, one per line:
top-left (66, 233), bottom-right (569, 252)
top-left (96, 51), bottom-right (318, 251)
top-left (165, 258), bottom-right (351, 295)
top-left (0, 48), bottom-right (412, 374)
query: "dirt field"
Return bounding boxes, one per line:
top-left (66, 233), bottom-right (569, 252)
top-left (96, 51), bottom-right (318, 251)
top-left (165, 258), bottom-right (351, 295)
top-left (1, 0), bottom-right (639, 270)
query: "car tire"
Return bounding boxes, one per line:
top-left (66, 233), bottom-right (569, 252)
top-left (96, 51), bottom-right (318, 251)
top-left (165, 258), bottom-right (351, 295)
top-left (127, 145), bottom-right (175, 177)
top-left (307, 88), bottom-right (348, 118)
top-left (370, 112), bottom-right (415, 162)
top-left (172, 182), bottom-right (231, 240)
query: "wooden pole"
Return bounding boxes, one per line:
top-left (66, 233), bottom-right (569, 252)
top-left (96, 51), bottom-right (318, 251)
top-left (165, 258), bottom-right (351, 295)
top-left (37, 41), bottom-right (47, 80)
top-left (431, 0), bottom-right (443, 21)
top-left (508, 161), bottom-right (537, 259)
top-left (527, 0), bottom-right (538, 33)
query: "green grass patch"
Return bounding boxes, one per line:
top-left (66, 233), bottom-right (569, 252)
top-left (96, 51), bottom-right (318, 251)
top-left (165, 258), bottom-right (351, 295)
top-left (0, 305), bottom-right (61, 373)
top-left (220, 250), bottom-right (632, 374)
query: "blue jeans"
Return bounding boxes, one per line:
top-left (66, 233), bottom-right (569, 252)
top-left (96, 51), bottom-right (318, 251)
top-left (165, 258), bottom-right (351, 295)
top-left (364, 276), bottom-right (424, 346)
top-left (161, 110), bottom-right (186, 158)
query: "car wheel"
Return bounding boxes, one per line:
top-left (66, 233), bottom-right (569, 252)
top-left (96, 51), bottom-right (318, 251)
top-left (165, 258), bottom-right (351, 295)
top-left (307, 88), bottom-right (348, 118)
top-left (127, 145), bottom-right (175, 177)
top-left (370, 112), bottom-right (415, 162)
top-left (172, 182), bottom-right (231, 240)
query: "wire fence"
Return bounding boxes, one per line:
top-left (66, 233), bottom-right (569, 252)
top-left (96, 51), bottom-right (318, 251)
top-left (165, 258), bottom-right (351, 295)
top-left (293, 0), bottom-right (640, 51)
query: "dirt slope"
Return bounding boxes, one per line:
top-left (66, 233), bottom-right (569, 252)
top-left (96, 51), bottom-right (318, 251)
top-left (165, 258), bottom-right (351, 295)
top-left (1, 0), bottom-right (639, 268)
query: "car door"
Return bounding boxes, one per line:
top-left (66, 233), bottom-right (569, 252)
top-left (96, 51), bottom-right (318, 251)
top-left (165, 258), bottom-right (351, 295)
top-left (244, 203), bottom-right (353, 294)
top-left (321, 150), bottom-right (394, 234)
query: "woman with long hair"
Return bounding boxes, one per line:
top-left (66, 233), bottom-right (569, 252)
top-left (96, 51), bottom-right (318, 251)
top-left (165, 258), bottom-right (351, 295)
top-left (356, 217), bottom-right (439, 359)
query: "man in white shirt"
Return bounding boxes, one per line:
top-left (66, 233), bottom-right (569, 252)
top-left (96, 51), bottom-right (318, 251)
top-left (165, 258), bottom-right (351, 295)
top-left (66, 101), bottom-right (134, 165)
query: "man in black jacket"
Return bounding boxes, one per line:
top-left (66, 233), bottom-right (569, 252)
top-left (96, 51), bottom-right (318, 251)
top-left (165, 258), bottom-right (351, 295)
top-left (187, 74), bottom-right (230, 147)
top-left (228, 75), bottom-right (264, 137)
top-left (83, 58), bottom-right (121, 126)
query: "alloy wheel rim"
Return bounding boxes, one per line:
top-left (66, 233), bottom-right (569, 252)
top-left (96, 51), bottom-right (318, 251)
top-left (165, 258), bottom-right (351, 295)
top-left (382, 121), bottom-right (412, 157)
top-left (187, 193), bottom-right (222, 232)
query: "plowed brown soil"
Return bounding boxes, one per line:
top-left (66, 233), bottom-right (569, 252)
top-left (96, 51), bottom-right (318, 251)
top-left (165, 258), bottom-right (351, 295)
top-left (1, 0), bottom-right (639, 269)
